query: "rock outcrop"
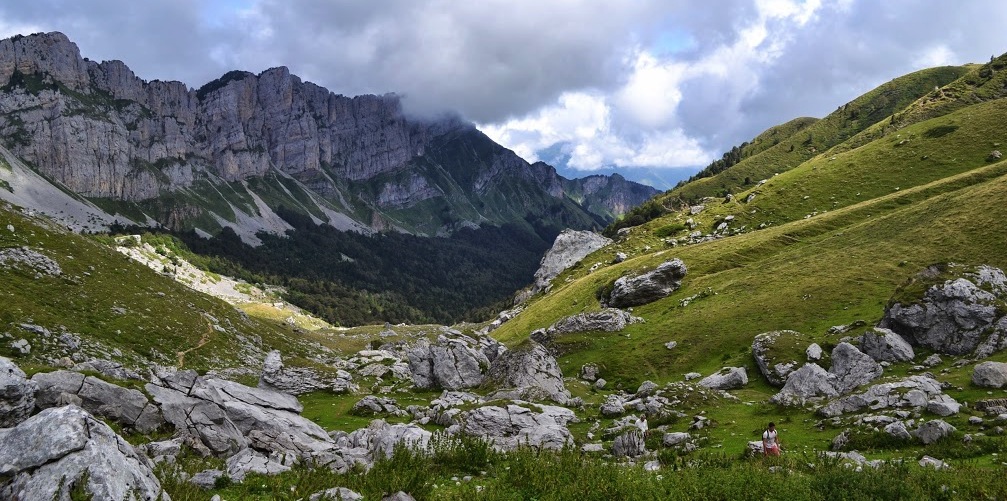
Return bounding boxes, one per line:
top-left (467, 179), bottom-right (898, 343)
top-left (0, 32), bottom-right (657, 237)
top-left (770, 363), bottom-right (840, 405)
top-left (485, 341), bottom-right (570, 403)
top-left (607, 259), bottom-right (687, 308)
top-left (407, 333), bottom-right (503, 391)
top-left (817, 375), bottom-right (955, 417)
top-left (259, 350), bottom-right (356, 395)
top-left (32, 370), bottom-right (164, 433)
top-left (972, 361), bottom-right (1007, 388)
top-left (880, 265), bottom-right (1007, 357)
top-left (914, 419), bottom-right (956, 445)
top-left (858, 328), bottom-right (915, 363)
top-left (0, 355), bottom-right (36, 427)
top-left (697, 367), bottom-right (748, 390)
top-left (531, 230), bottom-right (612, 293)
top-left (0, 405), bottom-right (166, 500)
top-left (545, 308), bottom-right (643, 335)
top-left (751, 330), bottom-right (809, 387)
top-left (455, 404), bottom-right (575, 451)
top-left (828, 343), bottom-right (883, 394)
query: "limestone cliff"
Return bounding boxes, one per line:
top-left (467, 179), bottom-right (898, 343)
top-left (0, 32), bottom-right (657, 239)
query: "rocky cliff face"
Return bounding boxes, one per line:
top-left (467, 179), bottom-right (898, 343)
top-left (0, 32), bottom-right (656, 239)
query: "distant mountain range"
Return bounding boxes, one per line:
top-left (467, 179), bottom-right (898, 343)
top-left (0, 32), bottom-right (658, 245)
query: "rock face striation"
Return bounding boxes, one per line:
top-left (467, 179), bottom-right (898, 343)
top-left (0, 32), bottom-right (657, 239)
top-left (0, 355), bottom-right (36, 427)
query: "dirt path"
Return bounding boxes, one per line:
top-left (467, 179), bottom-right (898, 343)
top-left (176, 314), bottom-right (214, 368)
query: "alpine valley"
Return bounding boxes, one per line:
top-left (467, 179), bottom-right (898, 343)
top-left (4, 31), bottom-right (1007, 501)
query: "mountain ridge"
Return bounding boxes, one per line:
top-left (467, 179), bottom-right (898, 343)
top-left (0, 31), bottom-right (657, 241)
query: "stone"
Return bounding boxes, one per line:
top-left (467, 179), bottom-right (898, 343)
top-left (531, 230), bottom-right (612, 293)
top-left (926, 395), bottom-right (961, 416)
top-left (33, 370), bottom-right (164, 433)
top-left (310, 487), bottom-right (364, 501)
top-left (260, 350), bottom-right (355, 395)
top-left (485, 341), bottom-right (570, 403)
top-left (973, 361), bottom-right (1007, 388)
top-left (343, 419), bottom-right (432, 460)
top-left (684, 372), bottom-right (701, 381)
top-left (579, 363), bottom-right (600, 382)
top-left (0, 246), bottom-right (62, 276)
top-left (919, 456), bottom-right (950, 470)
top-left (831, 430), bottom-right (850, 450)
top-left (189, 469), bottom-right (224, 489)
top-left (884, 421), bottom-right (913, 440)
top-left (969, 416), bottom-right (984, 425)
top-left (858, 328), bottom-right (915, 363)
top-left (770, 363), bottom-right (839, 406)
top-left (817, 375), bottom-right (945, 417)
top-left (456, 404), bottom-right (574, 451)
top-left (806, 343), bottom-right (823, 361)
top-left (607, 259), bottom-right (687, 308)
top-left (612, 430), bottom-right (647, 457)
top-left (662, 432), bottom-right (691, 447)
top-left (914, 419), bottom-right (956, 445)
top-left (751, 330), bottom-right (808, 387)
top-left (382, 493), bottom-right (416, 501)
top-left (139, 437), bottom-right (184, 465)
top-left (0, 356), bottom-right (37, 427)
top-left (310, 488), bottom-right (364, 501)
top-left (697, 367), bottom-right (748, 390)
top-left (351, 395), bottom-right (403, 417)
top-left (72, 359), bottom-right (141, 380)
top-left (407, 334), bottom-right (501, 391)
top-left (880, 265), bottom-right (1007, 356)
top-left (636, 380), bottom-right (659, 397)
top-left (594, 378), bottom-right (607, 389)
top-left (226, 448), bottom-right (291, 482)
top-left (613, 252), bottom-right (627, 263)
top-left (10, 339), bottom-right (30, 355)
top-left (600, 395), bottom-right (626, 417)
top-left (0, 406), bottom-right (165, 500)
top-left (546, 308), bottom-right (643, 335)
top-left (828, 342), bottom-right (883, 394)
top-left (665, 341), bottom-right (678, 350)
top-left (922, 354), bottom-right (942, 368)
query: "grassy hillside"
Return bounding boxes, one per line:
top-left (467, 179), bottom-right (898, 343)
top-left (665, 65), bottom-right (970, 203)
top-left (0, 202), bottom-right (326, 371)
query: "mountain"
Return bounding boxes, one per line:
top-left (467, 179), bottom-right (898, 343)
top-left (0, 32), bottom-right (657, 243)
top-left (5, 40), bottom-right (1007, 500)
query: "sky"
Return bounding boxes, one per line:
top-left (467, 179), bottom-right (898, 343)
top-left (1, 0), bottom-right (1005, 189)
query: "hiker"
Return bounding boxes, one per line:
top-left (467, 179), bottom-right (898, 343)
top-left (762, 422), bottom-right (781, 456)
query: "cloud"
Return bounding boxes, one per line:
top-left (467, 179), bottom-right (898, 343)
top-left (0, 0), bottom-right (1005, 178)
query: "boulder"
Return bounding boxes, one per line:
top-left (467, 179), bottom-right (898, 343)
top-left (769, 363), bottom-right (839, 406)
top-left (485, 341), bottom-right (570, 403)
top-left (817, 375), bottom-right (946, 417)
top-left (546, 308), bottom-right (643, 334)
top-left (806, 343), bottom-right (823, 361)
top-left (607, 259), bottom-right (687, 308)
top-left (407, 334), bottom-right (501, 391)
top-left (599, 395), bottom-right (626, 417)
top-left (828, 343), bottom-right (883, 394)
top-left (697, 367), bottom-right (748, 390)
top-left (343, 419), bottom-right (432, 460)
top-left (914, 419), bottom-right (956, 445)
top-left (225, 448), bottom-right (291, 482)
top-left (662, 432), bottom-right (691, 447)
top-left (189, 469), bottom-right (224, 489)
top-left (351, 395), bottom-right (404, 417)
top-left (0, 356), bottom-right (36, 427)
top-left (972, 361), bottom-right (1007, 388)
top-left (456, 404), bottom-right (575, 451)
top-left (927, 395), bottom-right (961, 417)
top-left (884, 421), bottom-right (913, 440)
top-left (751, 330), bottom-right (807, 387)
top-left (531, 229), bottom-right (612, 293)
top-left (579, 363), bottom-right (600, 382)
top-left (881, 265), bottom-right (1007, 356)
top-left (259, 350), bottom-right (356, 395)
top-left (33, 370), bottom-right (164, 433)
top-left (0, 406), bottom-right (165, 500)
top-left (310, 487), bottom-right (364, 501)
top-left (612, 430), bottom-right (647, 457)
top-left (858, 328), bottom-right (915, 363)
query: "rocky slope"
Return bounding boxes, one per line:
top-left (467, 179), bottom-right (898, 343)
top-left (0, 32), bottom-right (657, 241)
